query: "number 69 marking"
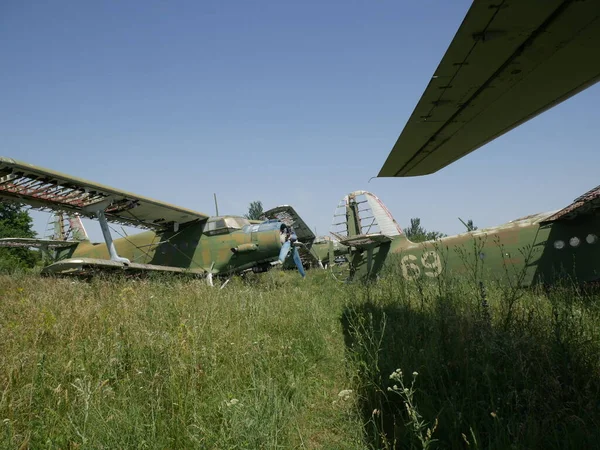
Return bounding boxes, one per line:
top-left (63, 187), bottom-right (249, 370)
top-left (401, 251), bottom-right (442, 280)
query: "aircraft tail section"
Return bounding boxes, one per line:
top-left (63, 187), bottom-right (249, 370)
top-left (67, 214), bottom-right (89, 241)
top-left (330, 190), bottom-right (403, 248)
top-left (48, 212), bottom-right (89, 242)
top-left (0, 212), bottom-right (89, 257)
top-left (329, 190), bottom-right (402, 280)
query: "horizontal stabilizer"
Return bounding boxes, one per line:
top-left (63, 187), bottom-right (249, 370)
top-left (0, 157), bottom-right (209, 231)
top-left (0, 238), bottom-right (80, 249)
top-left (41, 257), bottom-right (206, 276)
top-left (541, 185), bottom-right (600, 223)
top-left (339, 233), bottom-right (392, 249)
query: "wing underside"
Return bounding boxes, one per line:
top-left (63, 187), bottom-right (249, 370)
top-left (379, 0), bottom-right (600, 177)
top-left (0, 157), bottom-right (209, 230)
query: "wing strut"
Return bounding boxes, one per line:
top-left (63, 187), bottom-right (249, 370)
top-left (86, 199), bottom-right (130, 264)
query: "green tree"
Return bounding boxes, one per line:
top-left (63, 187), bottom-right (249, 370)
top-left (404, 217), bottom-right (446, 243)
top-left (465, 219), bottom-right (478, 231)
top-left (244, 200), bottom-right (264, 220)
top-left (459, 217), bottom-right (478, 232)
top-left (0, 203), bottom-right (39, 270)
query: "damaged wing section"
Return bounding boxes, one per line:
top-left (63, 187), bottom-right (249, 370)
top-left (379, 0), bottom-right (600, 177)
top-left (542, 184), bottom-right (600, 223)
top-left (262, 205), bottom-right (316, 243)
top-left (0, 157), bottom-right (209, 231)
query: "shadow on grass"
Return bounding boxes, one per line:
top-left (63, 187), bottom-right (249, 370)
top-left (341, 285), bottom-right (600, 449)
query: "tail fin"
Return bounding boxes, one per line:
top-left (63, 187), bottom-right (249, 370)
top-left (67, 214), bottom-right (89, 241)
top-left (330, 190), bottom-right (403, 245)
top-left (330, 191), bottom-right (402, 280)
top-left (48, 213), bottom-right (89, 241)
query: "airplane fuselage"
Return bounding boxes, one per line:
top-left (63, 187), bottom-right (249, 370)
top-left (55, 217), bottom-right (285, 276)
top-left (350, 213), bottom-right (600, 287)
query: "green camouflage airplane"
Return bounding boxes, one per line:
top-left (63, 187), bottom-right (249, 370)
top-left (0, 157), bottom-right (313, 284)
top-left (328, 188), bottom-right (600, 287)
top-left (332, 0), bottom-right (600, 287)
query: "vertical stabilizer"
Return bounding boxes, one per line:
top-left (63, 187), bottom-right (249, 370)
top-left (330, 191), bottom-right (403, 239)
top-left (68, 214), bottom-right (89, 241)
top-left (47, 213), bottom-right (89, 241)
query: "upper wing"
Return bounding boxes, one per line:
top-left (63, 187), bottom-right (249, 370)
top-left (262, 205), bottom-right (316, 243)
top-left (0, 157), bottom-right (209, 230)
top-left (379, 0), bottom-right (600, 177)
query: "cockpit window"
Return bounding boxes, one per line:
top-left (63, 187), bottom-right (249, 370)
top-left (205, 216), bottom-right (250, 234)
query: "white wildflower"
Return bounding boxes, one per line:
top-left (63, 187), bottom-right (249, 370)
top-left (226, 398), bottom-right (240, 407)
top-left (338, 389), bottom-right (353, 400)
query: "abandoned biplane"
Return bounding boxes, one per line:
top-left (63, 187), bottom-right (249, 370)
top-left (0, 157), bottom-right (312, 284)
top-left (330, 189), bottom-right (600, 287)
top-left (335, 0), bottom-right (600, 286)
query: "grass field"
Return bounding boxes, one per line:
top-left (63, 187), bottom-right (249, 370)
top-left (2, 264), bottom-right (600, 449)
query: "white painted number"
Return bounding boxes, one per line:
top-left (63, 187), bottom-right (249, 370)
top-left (401, 251), bottom-right (443, 279)
top-left (421, 251), bottom-right (442, 277)
top-left (401, 254), bottom-right (420, 280)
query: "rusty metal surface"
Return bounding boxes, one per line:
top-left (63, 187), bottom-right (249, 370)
top-left (0, 157), bottom-right (209, 230)
top-left (542, 185), bottom-right (600, 222)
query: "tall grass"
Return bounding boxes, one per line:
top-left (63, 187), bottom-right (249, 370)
top-left (343, 255), bottom-right (600, 449)
top-left (2, 260), bottom-right (600, 449)
top-left (0, 271), bottom-right (363, 448)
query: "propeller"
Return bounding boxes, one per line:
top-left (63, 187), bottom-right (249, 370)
top-left (278, 229), bottom-right (306, 278)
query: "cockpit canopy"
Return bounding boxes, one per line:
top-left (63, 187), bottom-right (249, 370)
top-left (204, 216), bottom-right (250, 235)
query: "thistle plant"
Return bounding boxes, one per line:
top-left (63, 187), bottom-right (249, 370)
top-left (388, 369), bottom-right (438, 450)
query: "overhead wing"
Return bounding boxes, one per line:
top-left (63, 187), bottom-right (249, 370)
top-left (0, 238), bottom-right (79, 249)
top-left (0, 157), bottom-right (209, 230)
top-left (541, 184), bottom-right (600, 223)
top-left (379, 0), bottom-right (600, 177)
top-left (262, 205), bottom-right (316, 243)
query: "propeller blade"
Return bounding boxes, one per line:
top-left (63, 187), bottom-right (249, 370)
top-left (292, 247), bottom-right (306, 278)
top-left (279, 240), bottom-right (291, 263)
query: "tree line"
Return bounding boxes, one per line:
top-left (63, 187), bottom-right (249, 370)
top-left (0, 203), bottom-right (39, 271)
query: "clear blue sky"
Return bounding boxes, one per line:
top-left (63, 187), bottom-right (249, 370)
top-left (2, 0), bottom-right (599, 241)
